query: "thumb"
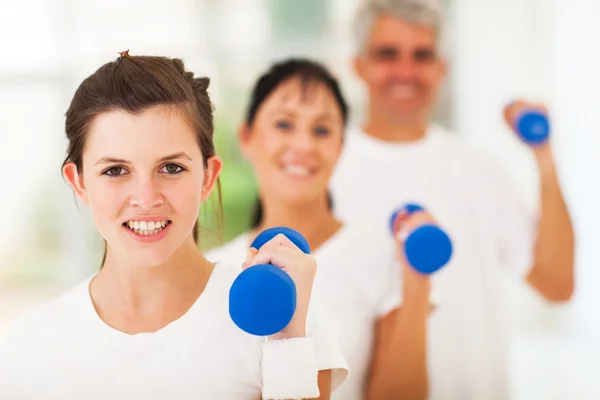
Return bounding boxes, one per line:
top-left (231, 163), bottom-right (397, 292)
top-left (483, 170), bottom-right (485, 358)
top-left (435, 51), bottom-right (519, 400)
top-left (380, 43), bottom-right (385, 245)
top-left (242, 247), bottom-right (259, 270)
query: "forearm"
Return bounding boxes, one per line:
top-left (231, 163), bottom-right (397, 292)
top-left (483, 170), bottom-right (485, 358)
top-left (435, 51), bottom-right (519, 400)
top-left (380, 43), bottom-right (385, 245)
top-left (528, 147), bottom-right (575, 301)
top-left (314, 370), bottom-right (331, 400)
top-left (367, 294), bottom-right (429, 400)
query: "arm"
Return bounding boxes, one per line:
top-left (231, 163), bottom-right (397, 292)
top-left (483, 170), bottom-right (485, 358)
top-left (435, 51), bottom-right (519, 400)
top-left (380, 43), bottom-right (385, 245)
top-left (525, 145), bottom-right (575, 302)
top-left (247, 236), bottom-right (339, 400)
top-left (365, 211), bottom-right (434, 400)
top-left (315, 370), bottom-right (332, 400)
top-left (366, 283), bottom-right (430, 400)
top-left (504, 101), bottom-right (575, 302)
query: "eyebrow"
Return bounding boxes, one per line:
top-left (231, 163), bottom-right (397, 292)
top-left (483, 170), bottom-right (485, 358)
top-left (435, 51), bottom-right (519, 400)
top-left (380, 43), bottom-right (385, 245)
top-left (269, 107), bottom-right (340, 122)
top-left (94, 152), bottom-right (192, 166)
top-left (268, 107), bottom-right (295, 117)
top-left (372, 45), bottom-right (437, 55)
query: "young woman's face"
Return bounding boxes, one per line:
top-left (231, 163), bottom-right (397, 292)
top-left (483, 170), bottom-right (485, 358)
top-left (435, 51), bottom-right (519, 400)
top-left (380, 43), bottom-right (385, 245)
top-left (64, 105), bottom-right (221, 267)
top-left (240, 78), bottom-right (344, 206)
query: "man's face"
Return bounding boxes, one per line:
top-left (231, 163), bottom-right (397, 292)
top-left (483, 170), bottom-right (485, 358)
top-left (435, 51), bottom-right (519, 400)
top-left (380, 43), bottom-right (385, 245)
top-left (354, 15), bottom-right (446, 123)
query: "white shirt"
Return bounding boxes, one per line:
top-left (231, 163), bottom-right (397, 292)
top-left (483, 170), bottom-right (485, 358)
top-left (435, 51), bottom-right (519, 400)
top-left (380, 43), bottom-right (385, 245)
top-left (329, 125), bottom-right (537, 400)
top-left (206, 226), bottom-right (402, 400)
top-left (0, 262), bottom-right (349, 400)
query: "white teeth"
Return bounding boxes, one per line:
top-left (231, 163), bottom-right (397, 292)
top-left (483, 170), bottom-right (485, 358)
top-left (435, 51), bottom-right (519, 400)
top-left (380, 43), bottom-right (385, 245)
top-left (283, 165), bottom-right (310, 177)
top-left (390, 84), bottom-right (417, 98)
top-left (124, 220), bottom-right (170, 236)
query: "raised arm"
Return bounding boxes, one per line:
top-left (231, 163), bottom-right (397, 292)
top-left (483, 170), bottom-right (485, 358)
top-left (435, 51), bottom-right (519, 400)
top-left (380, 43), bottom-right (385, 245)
top-left (504, 101), bottom-right (575, 302)
top-left (366, 211), bottom-right (439, 400)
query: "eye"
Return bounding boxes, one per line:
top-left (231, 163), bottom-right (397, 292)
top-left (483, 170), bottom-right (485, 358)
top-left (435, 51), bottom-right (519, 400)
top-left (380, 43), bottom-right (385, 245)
top-left (313, 126), bottom-right (331, 137)
top-left (414, 48), bottom-right (436, 63)
top-left (103, 166), bottom-right (128, 177)
top-left (160, 163), bottom-right (185, 175)
top-left (374, 47), bottom-right (399, 61)
top-left (275, 120), bottom-right (293, 131)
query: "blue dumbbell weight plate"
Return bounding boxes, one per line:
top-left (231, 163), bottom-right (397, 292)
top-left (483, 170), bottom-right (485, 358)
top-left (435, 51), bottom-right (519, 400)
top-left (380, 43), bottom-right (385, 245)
top-left (388, 203), bottom-right (424, 233)
top-left (516, 111), bottom-right (550, 145)
top-left (404, 224), bottom-right (453, 274)
top-left (251, 227), bottom-right (311, 255)
top-left (229, 264), bottom-right (297, 336)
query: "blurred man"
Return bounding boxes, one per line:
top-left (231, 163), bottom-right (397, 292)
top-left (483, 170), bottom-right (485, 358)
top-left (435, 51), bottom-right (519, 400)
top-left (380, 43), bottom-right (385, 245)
top-left (330, 0), bottom-right (575, 398)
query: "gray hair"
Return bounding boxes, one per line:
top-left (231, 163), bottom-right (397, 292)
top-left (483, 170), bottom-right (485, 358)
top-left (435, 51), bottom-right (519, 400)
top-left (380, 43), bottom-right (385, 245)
top-left (353, 0), bottom-right (446, 55)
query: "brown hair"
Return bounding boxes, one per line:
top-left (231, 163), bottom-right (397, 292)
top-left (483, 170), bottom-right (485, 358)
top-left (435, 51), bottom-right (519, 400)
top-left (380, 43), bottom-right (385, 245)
top-left (62, 52), bottom-right (220, 265)
top-left (245, 58), bottom-right (348, 228)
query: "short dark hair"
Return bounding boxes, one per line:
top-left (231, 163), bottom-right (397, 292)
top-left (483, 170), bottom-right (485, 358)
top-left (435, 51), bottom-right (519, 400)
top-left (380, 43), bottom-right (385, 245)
top-left (245, 58), bottom-right (348, 228)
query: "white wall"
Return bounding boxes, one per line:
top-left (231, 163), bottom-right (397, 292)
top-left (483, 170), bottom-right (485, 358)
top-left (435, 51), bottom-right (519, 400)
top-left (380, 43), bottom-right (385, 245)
top-left (450, 0), bottom-right (600, 398)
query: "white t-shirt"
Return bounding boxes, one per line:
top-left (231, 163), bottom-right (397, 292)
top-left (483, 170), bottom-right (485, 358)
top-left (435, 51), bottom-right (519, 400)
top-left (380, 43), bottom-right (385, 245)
top-left (329, 125), bottom-right (537, 400)
top-left (206, 226), bottom-right (402, 400)
top-left (0, 262), bottom-right (349, 400)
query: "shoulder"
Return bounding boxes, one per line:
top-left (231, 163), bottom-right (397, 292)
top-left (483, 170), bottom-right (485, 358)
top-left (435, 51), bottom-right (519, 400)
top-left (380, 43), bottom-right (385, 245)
top-left (430, 124), bottom-right (515, 180)
top-left (336, 224), bottom-right (393, 254)
top-left (318, 224), bottom-right (395, 272)
top-left (4, 277), bottom-right (92, 338)
top-left (205, 233), bottom-right (249, 266)
top-left (0, 277), bottom-right (93, 366)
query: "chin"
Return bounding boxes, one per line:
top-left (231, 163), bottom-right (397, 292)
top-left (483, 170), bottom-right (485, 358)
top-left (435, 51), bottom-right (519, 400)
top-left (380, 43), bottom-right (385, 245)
top-left (278, 190), bottom-right (324, 207)
top-left (126, 248), bottom-right (175, 268)
top-left (103, 227), bottom-right (184, 268)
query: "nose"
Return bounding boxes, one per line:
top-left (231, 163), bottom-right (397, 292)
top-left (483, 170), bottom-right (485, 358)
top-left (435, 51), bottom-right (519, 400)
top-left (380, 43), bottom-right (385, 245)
top-left (289, 130), bottom-right (317, 153)
top-left (129, 176), bottom-right (164, 210)
top-left (392, 57), bottom-right (419, 80)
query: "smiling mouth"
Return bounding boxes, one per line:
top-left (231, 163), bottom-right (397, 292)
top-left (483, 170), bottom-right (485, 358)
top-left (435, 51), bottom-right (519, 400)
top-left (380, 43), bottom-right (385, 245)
top-left (122, 220), bottom-right (172, 236)
top-left (281, 163), bottom-right (316, 178)
top-left (388, 83), bottom-right (420, 99)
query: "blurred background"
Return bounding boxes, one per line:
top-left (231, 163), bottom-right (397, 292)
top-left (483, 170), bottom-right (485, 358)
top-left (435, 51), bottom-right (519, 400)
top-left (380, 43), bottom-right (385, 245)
top-left (0, 0), bottom-right (598, 398)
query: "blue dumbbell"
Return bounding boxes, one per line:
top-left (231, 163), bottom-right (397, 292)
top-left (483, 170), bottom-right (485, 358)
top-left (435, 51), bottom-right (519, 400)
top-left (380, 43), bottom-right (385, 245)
top-left (389, 204), bottom-right (453, 274)
top-left (514, 110), bottom-right (550, 145)
top-left (229, 227), bottom-right (310, 336)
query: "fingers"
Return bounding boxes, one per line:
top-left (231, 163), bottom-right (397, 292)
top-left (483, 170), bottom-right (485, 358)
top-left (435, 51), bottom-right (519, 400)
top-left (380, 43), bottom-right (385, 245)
top-left (504, 100), bottom-right (548, 124)
top-left (244, 233), bottom-right (306, 269)
top-left (256, 233), bottom-right (301, 253)
top-left (393, 210), bottom-right (436, 243)
top-left (242, 247), bottom-right (258, 269)
top-left (247, 245), bottom-right (301, 270)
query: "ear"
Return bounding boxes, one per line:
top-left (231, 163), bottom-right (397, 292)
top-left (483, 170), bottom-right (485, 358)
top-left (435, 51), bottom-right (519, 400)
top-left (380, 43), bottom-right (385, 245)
top-left (62, 162), bottom-right (89, 204)
top-left (353, 55), bottom-right (367, 82)
top-left (436, 57), bottom-right (448, 80)
top-left (237, 122), bottom-right (253, 159)
top-left (200, 155), bottom-right (223, 201)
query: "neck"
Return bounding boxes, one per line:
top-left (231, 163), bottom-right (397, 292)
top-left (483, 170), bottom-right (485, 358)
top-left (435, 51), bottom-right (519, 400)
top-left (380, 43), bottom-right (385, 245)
top-left (253, 193), bottom-right (342, 252)
top-left (363, 105), bottom-right (429, 143)
top-left (91, 236), bottom-right (213, 331)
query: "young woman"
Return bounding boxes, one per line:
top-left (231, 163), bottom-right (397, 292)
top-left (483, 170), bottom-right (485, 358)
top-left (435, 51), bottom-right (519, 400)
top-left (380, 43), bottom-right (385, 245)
top-left (0, 53), bottom-right (349, 399)
top-left (206, 59), bottom-right (434, 400)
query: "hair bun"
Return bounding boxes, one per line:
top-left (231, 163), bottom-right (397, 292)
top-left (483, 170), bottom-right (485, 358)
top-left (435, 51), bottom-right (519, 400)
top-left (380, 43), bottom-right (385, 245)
top-left (195, 77), bottom-right (210, 92)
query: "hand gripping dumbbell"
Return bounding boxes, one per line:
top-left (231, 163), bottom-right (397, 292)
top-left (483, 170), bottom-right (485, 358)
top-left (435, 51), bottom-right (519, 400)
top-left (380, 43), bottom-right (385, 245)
top-left (389, 204), bottom-right (453, 274)
top-left (229, 227), bottom-right (310, 336)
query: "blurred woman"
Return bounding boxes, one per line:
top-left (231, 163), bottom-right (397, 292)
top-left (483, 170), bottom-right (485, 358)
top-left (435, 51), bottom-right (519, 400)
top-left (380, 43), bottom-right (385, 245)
top-left (207, 58), bottom-right (434, 400)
